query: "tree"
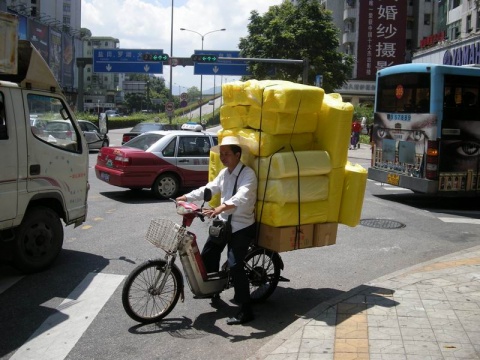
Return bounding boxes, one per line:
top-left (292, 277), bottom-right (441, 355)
top-left (187, 87), bottom-right (201, 101)
top-left (238, 0), bottom-right (353, 92)
top-left (122, 75), bottom-right (169, 113)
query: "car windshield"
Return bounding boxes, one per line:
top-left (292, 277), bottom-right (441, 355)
top-left (131, 123), bottom-right (164, 132)
top-left (124, 133), bottom-right (164, 150)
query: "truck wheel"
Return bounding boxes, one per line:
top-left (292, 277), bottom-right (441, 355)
top-left (152, 174), bottom-right (179, 199)
top-left (13, 206), bottom-right (64, 273)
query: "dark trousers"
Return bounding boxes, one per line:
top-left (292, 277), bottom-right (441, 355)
top-left (201, 223), bottom-right (256, 305)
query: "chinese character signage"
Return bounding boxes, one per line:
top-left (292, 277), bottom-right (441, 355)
top-left (357, 0), bottom-right (407, 80)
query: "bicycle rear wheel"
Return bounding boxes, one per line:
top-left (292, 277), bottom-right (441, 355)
top-left (245, 247), bottom-right (281, 303)
top-left (122, 260), bottom-right (182, 323)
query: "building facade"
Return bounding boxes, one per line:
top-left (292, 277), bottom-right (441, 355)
top-left (4, 0), bottom-right (82, 108)
top-left (3, 0), bottom-right (124, 113)
top-left (413, 0), bottom-right (480, 66)
top-left (81, 36), bottom-right (123, 114)
top-left (317, 0), bottom-right (480, 105)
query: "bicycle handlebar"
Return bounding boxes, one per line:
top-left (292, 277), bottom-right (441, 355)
top-left (170, 198), bottom-right (207, 222)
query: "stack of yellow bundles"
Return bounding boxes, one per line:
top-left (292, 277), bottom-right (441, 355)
top-left (210, 80), bottom-right (367, 252)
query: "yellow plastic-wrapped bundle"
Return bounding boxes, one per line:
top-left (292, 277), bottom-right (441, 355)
top-left (222, 80), bottom-right (249, 105)
top-left (256, 200), bottom-right (329, 227)
top-left (243, 80), bottom-right (325, 114)
top-left (218, 128), bottom-right (313, 157)
top-left (253, 150), bottom-right (331, 180)
top-left (325, 167), bottom-right (346, 223)
top-left (246, 108), bottom-right (318, 135)
top-left (314, 93), bottom-right (353, 169)
top-left (220, 105), bottom-right (249, 130)
top-left (339, 162), bottom-right (367, 227)
top-left (257, 175), bottom-right (329, 205)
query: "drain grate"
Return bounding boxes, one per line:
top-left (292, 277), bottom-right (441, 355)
top-left (359, 218), bottom-right (406, 229)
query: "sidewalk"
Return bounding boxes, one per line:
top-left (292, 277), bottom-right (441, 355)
top-left (250, 245), bottom-right (480, 359)
top-left (248, 153), bottom-right (480, 359)
top-left (347, 142), bottom-right (372, 162)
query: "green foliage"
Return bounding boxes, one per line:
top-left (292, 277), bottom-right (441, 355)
top-left (353, 103), bottom-right (374, 124)
top-left (75, 95), bottom-right (221, 130)
top-left (238, 0), bottom-right (353, 92)
top-left (187, 87), bottom-right (201, 102)
top-left (122, 75), bottom-right (169, 112)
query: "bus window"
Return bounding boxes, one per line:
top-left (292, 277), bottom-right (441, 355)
top-left (443, 75), bottom-right (480, 123)
top-left (376, 72), bottom-right (431, 113)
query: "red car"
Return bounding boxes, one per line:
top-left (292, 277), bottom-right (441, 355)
top-left (95, 130), bottom-right (218, 199)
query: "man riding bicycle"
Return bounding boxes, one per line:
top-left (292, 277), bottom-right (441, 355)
top-left (176, 136), bottom-right (257, 325)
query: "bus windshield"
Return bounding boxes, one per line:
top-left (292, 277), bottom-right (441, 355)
top-left (376, 73), bottom-right (431, 113)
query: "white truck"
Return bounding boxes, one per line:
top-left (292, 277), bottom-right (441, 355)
top-left (0, 12), bottom-right (89, 273)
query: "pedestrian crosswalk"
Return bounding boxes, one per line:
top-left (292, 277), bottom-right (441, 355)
top-left (9, 272), bottom-right (125, 360)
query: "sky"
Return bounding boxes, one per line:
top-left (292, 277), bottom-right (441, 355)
top-left (81, 0), bottom-right (283, 95)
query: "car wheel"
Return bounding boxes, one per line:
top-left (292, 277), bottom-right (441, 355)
top-left (152, 174), bottom-right (179, 199)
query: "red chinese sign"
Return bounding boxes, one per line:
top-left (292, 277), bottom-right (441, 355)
top-left (357, 0), bottom-right (407, 80)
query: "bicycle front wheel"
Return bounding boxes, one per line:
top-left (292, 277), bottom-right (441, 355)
top-left (122, 260), bottom-right (182, 323)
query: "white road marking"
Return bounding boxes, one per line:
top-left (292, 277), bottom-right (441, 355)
top-left (373, 182), bottom-right (411, 191)
top-left (438, 217), bottom-right (480, 225)
top-left (10, 272), bottom-right (125, 360)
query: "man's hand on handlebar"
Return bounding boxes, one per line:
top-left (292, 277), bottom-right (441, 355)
top-left (176, 195), bottom-right (187, 202)
top-left (202, 203), bottom-right (233, 218)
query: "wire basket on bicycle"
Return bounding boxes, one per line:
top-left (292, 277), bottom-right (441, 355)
top-left (145, 218), bottom-right (185, 253)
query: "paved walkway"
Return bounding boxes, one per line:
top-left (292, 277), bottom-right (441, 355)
top-left (250, 245), bottom-right (480, 359)
top-left (249, 145), bottom-right (480, 359)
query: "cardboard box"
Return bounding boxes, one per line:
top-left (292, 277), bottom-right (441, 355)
top-left (313, 223), bottom-right (338, 247)
top-left (258, 224), bottom-right (313, 252)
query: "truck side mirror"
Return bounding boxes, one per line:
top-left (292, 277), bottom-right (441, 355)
top-left (99, 113), bottom-right (108, 135)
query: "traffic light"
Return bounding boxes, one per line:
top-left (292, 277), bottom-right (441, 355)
top-left (142, 53), bottom-right (169, 62)
top-left (191, 54), bottom-right (218, 63)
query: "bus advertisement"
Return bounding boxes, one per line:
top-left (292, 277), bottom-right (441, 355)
top-left (368, 63), bottom-right (480, 195)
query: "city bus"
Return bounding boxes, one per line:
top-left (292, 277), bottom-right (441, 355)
top-left (368, 63), bottom-right (480, 195)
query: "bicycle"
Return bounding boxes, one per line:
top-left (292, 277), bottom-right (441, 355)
top-left (121, 190), bottom-right (285, 324)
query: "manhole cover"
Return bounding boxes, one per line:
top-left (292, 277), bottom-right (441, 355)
top-left (359, 219), bottom-right (406, 229)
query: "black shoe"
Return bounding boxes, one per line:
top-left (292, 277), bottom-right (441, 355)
top-left (226, 310), bottom-right (254, 325)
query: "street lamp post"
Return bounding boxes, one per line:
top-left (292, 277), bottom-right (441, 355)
top-left (169, 0), bottom-right (174, 123)
top-left (180, 27), bottom-right (225, 124)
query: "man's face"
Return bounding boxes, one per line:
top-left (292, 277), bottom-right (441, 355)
top-left (219, 145), bottom-right (240, 168)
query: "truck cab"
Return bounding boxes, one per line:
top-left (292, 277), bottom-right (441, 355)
top-left (0, 13), bottom-right (89, 273)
